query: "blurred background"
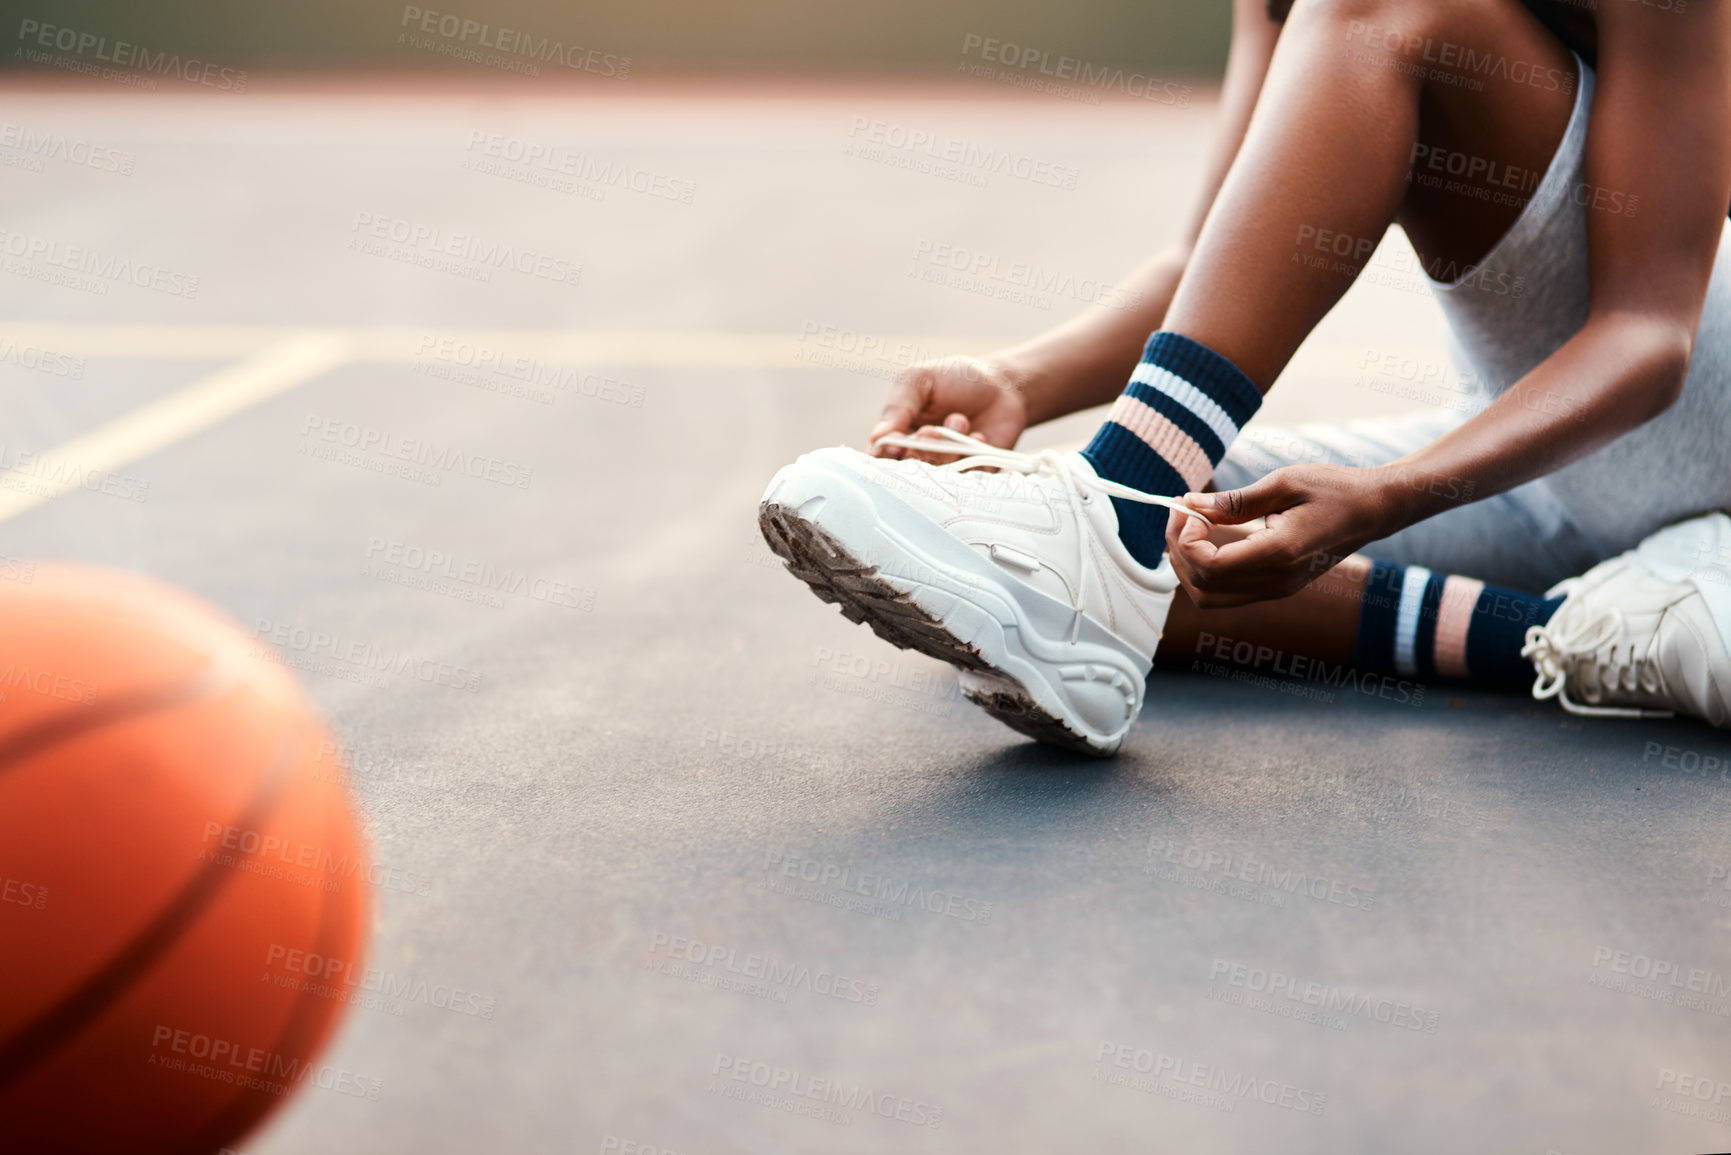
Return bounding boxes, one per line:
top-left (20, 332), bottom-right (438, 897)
top-left (5, 3), bottom-right (1725, 1154)
top-left (5, 0), bottom-right (1231, 72)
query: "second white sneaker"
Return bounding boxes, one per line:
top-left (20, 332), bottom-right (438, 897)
top-left (1522, 512), bottom-right (1731, 726)
top-left (757, 427), bottom-right (1202, 755)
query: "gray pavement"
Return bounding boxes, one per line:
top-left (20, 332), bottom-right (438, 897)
top-left (3, 75), bottom-right (1731, 1155)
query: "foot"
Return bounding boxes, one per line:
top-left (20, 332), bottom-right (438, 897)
top-left (757, 427), bottom-right (1202, 755)
top-left (1522, 513), bottom-right (1731, 726)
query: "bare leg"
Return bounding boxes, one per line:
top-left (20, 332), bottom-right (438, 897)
top-left (1143, 0), bottom-right (1578, 674)
top-left (1167, 0), bottom-right (1578, 390)
top-left (1152, 518), bottom-right (1367, 667)
top-left (1158, 556), bottom-right (1370, 670)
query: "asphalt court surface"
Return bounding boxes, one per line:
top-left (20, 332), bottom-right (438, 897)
top-left (4, 76), bottom-right (1731, 1154)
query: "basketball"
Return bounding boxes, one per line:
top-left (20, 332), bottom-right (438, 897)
top-left (0, 563), bottom-right (371, 1154)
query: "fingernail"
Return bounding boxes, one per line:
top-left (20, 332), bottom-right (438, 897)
top-left (944, 413), bottom-right (966, 430)
top-left (870, 421), bottom-right (891, 440)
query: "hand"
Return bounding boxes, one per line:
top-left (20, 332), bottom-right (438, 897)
top-left (871, 356), bottom-right (1028, 463)
top-left (1165, 464), bottom-right (1400, 608)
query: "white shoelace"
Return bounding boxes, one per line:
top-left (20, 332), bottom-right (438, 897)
top-left (872, 426), bottom-right (1208, 642)
top-left (1520, 596), bottom-right (1673, 719)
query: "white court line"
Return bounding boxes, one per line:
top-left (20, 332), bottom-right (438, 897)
top-left (0, 322), bottom-right (1007, 526)
top-left (0, 331), bottom-right (352, 525)
top-left (0, 321), bottom-right (1441, 381)
top-left (0, 320), bottom-right (1452, 526)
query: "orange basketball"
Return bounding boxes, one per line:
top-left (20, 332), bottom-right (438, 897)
top-left (0, 563), bottom-right (371, 1154)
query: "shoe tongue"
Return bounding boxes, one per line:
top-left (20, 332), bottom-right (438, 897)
top-left (1636, 516), bottom-right (1731, 643)
top-left (1060, 448), bottom-right (1098, 475)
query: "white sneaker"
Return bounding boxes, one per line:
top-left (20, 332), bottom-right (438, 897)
top-left (1522, 512), bottom-right (1731, 726)
top-left (757, 427), bottom-right (1202, 755)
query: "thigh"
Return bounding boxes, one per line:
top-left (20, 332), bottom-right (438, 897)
top-left (1214, 410), bottom-right (1602, 591)
top-left (1164, 0), bottom-right (1579, 389)
top-left (1214, 409), bottom-right (1465, 485)
top-left (1393, 0), bottom-right (1583, 277)
top-left (1356, 490), bottom-right (1602, 593)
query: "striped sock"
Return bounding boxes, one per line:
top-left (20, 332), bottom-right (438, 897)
top-left (1355, 560), bottom-right (1564, 691)
top-left (1080, 331), bottom-right (1263, 569)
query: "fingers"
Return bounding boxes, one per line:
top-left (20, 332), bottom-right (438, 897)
top-left (872, 368), bottom-right (936, 457)
top-left (905, 414), bottom-right (972, 465)
top-left (1180, 472), bottom-right (1297, 526)
top-left (1169, 506), bottom-right (1214, 554)
top-left (1167, 518), bottom-right (1313, 608)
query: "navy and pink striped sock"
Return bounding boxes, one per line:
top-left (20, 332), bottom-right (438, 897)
top-left (1081, 331), bottom-right (1263, 569)
top-left (1355, 561), bottom-right (1563, 691)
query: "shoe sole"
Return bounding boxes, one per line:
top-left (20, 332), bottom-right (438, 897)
top-left (758, 498), bottom-right (1113, 757)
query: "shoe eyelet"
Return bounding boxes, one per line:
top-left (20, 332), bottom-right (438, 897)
top-left (1079, 492), bottom-right (1093, 505)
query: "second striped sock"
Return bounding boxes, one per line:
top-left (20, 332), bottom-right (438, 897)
top-left (1355, 560), bottom-right (1563, 691)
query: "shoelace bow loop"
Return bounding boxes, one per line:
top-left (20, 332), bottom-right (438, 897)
top-left (1521, 605), bottom-right (1673, 719)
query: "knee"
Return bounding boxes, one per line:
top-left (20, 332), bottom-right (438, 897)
top-left (1289, 0), bottom-right (1481, 54)
top-left (1291, 0), bottom-right (1512, 56)
top-left (1290, 0), bottom-right (1425, 41)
